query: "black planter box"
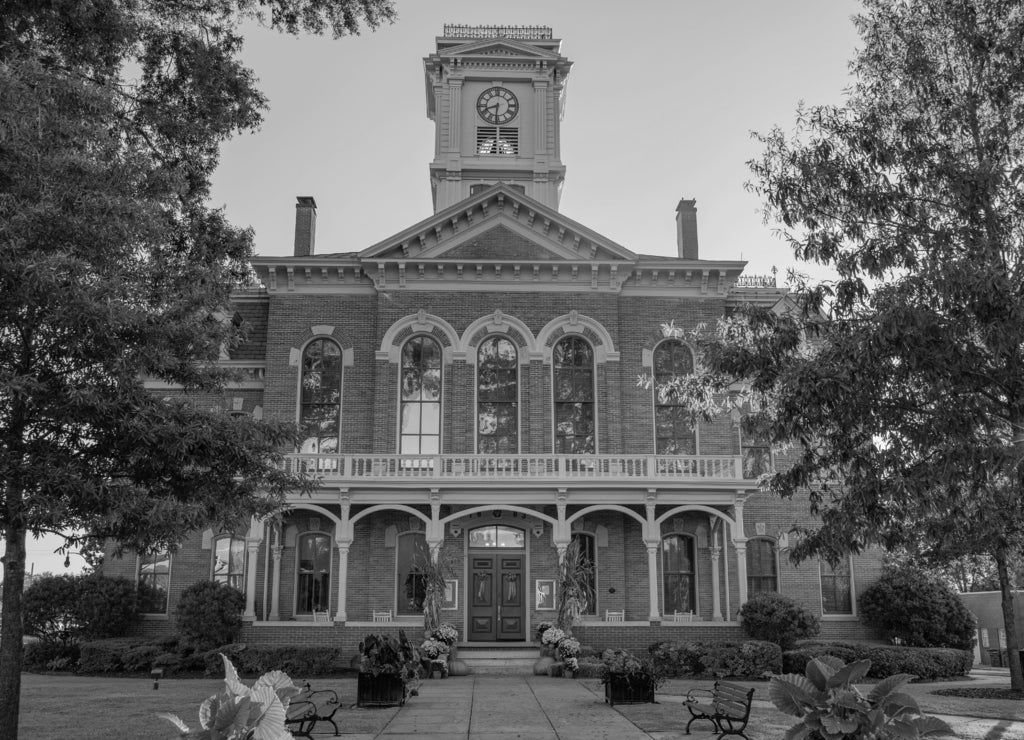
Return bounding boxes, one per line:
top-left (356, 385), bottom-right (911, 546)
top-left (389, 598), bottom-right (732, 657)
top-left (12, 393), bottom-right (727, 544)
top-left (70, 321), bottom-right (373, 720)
top-left (356, 672), bottom-right (407, 707)
top-left (604, 673), bottom-right (655, 706)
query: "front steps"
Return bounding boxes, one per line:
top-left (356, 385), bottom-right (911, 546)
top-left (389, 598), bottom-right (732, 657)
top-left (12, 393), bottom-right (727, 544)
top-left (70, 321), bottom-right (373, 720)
top-left (456, 642), bottom-right (540, 675)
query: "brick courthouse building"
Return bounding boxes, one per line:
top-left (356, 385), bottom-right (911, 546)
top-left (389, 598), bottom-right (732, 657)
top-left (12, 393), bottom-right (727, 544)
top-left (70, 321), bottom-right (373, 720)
top-left (105, 26), bottom-right (881, 655)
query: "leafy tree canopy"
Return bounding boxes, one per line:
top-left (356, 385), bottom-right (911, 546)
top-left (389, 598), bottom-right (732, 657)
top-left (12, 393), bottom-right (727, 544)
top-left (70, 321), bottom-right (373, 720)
top-left (651, 0), bottom-right (1024, 686)
top-left (0, 1), bottom-right (394, 736)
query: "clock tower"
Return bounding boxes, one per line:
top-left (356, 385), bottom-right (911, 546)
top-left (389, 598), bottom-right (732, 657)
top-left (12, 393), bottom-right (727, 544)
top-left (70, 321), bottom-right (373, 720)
top-left (424, 25), bottom-right (573, 212)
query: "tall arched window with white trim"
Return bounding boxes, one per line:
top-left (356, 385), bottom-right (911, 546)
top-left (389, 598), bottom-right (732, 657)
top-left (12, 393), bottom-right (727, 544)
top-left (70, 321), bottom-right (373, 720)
top-left (400, 336), bottom-right (442, 455)
top-left (653, 340), bottom-right (695, 454)
top-left (746, 537), bottom-right (779, 594)
top-left (477, 336), bottom-right (518, 453)
top-left (138, 548), bottom-right (171, 614)
top-left (299, 338), bottom-right (342, 454)
top-left (397, 531), bottom-right (429, 616)
top-left (662, 534), bottom-right (696, 615)
top-left (212, 535), bottom-right (245, 591)
top-left (553, 336), bottom-right (595, 454)
top-left (296, 532), bottom-right (331, 614)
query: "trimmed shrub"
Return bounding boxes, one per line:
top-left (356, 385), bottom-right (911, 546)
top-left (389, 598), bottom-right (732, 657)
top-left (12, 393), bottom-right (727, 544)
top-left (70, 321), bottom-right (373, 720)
top-left (121, 644), bottom-right (164, 672)
top-left (22, 574), bottom-right (140, 647)
top-left (701, 640), bottom-right (782, 678)
top-left (739, 592), bottom-right (820, 650)
top-left (78, 638), bottom-right (139, 673)
top-left (175, 581), bottom-right (245, 652)
top-left (201, 645), bottom-right (350, 677)
top-left (647, 640), bottom-right (708, 677)
top-left (782, 643), bottom-right (973, 680)
top-left (575, 656), bottom-right (605, 678)
top-left (859, 566), bottom-right (976, 650)
top-left (153, 652), bottom-right (185, 676)
top-left (22, 641), bottom-right (80, 672)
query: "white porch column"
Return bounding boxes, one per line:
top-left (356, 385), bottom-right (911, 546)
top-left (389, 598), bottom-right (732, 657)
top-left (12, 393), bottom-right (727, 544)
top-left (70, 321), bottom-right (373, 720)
top-left (335, 492), bottom-right (352, 622)
top-left (554, 491), bottom-right (570, 562)
top-left (733, 493), bottom-right (749, 613)
top-left (426, 491), bottom-right (444, 561)
top-left (269, 545), bottom-right (283, 621)
top-left (243, 517), bottom-right (264, 620)
top-left (710, 545), bottom-right (723, 621)
top-left (645, 497), bottom-right (661, 622)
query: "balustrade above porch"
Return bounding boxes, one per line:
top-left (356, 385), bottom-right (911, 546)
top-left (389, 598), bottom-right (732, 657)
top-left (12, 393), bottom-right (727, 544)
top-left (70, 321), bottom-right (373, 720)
top-left (278, 453), bottom-right (750, 483)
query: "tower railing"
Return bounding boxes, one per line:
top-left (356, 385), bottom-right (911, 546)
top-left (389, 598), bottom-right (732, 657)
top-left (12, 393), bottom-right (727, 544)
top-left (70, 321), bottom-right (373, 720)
top-left (443, 25), bottom-right (553, 40)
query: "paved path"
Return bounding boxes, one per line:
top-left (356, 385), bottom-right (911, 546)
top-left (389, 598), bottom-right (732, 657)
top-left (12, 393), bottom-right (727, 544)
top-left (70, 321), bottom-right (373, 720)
top-left (337, 675), bottom-right (655, 739)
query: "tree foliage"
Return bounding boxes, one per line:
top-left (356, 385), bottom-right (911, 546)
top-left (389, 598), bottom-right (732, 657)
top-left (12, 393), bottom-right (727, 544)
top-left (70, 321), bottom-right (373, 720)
top-left (176, 581), bottom-right (246, 652)
top-left (652, 0), bottom-right (1024, 689)
top-left (22, 574), bottom-right (140, 647)
top-left (0, 1), bottom-right (394, 736)
top-left (739, 592), bottom-right (820, 651)
top-left (859, 565), bottom-right (977, 651)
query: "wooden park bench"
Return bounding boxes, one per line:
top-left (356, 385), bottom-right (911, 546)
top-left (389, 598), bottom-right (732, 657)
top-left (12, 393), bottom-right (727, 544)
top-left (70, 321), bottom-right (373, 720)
top-left (285, 683), bottom-right (343, 738)
top-left (684, 681), bottom-right (755, 740)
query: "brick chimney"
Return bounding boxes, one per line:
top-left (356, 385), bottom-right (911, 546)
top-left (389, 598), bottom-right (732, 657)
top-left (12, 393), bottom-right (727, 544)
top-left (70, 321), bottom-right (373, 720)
top-left (294, 196), bottom-right (317, 257)
top-left (675, 198), bottom-right (699, 260)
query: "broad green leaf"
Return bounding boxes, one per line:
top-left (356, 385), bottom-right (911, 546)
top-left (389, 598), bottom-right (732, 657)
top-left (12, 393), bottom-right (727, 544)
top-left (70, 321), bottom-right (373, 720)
top-left (882, 691), bottom-right (920, 718)
top-left (915, 715), bottom-right (956, 737)
top-left (826, 659), bottom-right (871, 688)
top-left (223, 654), bottom-right (250, 698)
top-left (156, 712), bottom-right (190, 735)
top-left (806, 658), bottom-right (836, 690)
top-left (769, 674), bottom-right (824, 715)
top-left (868, 673), bottom-right (914, 704)
top-left (830, 687), bottom-right (866, 709)
top-left (251, 689), bottom-right (289, 740)
top-left (252, 670), bottom-right (300, 702)
top-left (784, 722), bottom-right (815, 740)
top-left (889, 718), bottom-right (926, 739)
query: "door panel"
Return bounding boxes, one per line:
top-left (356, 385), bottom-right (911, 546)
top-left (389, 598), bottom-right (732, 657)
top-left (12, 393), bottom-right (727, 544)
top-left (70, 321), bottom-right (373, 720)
top-left (468, 554), bottom-right (525, 641)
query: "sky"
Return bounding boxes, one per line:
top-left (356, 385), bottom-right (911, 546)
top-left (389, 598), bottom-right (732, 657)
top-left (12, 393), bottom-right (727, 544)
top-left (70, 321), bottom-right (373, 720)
top-left (10, 0), bottom-right (865, 579)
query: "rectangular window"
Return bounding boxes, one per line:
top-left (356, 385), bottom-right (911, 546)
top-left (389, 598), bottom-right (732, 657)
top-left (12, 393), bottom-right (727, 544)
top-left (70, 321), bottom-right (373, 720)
top-left (139, 549), bottom-right (171, 614)
top-left (819, 558), bottom-right (853, 615)
top-left (740, 419), bottom-right (771, 478)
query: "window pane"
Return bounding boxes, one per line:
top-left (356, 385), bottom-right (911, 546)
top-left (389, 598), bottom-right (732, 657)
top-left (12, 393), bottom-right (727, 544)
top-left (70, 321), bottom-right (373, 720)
top-left (300, 339), bottom-right (342, 454)
top-left (653, 341), bottom-right (695, 455)
top-left (397, 533), bottom-right (429, 615)
top-left (139, 550), bottom-right (170, 613)
top-left (297, 533), bottom-right (331, 614)
top-left (478, 337), bottom-right (519, 453)
top-left (421, 403), bottom-right (440, 434)
top-left (746, 539), bottom-right (778, 593)
top-left (400, 336), bottom-right (443, 455)
top-left (821, 559), bottom-right (853, 614)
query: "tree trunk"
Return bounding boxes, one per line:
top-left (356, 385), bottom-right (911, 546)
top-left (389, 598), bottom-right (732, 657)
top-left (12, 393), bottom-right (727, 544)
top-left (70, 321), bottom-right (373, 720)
top-left (994, 546), bottom-right (1023, 691)
top-left (0, 520), bottom-right (27, 740)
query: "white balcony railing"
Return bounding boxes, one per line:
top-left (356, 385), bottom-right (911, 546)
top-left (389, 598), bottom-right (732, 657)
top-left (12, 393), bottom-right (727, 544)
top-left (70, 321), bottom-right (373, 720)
top-left (279, 454), bottom-right (746, 482)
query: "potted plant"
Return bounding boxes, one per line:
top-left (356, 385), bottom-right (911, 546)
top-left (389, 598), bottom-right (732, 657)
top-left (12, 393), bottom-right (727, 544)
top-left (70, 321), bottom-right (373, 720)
top-left (419, 637), bottom-right (449, 678)
top-left (356, 631), bottom-right (420, 707)
top-left (601, 648), bottom-right (665, 705)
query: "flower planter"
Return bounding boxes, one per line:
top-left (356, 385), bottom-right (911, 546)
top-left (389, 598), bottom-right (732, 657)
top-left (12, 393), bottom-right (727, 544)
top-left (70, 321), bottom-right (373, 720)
top-left (604, 673), bottom-right (656, 706)
top-left (356, 672), bottom-right (407, 707)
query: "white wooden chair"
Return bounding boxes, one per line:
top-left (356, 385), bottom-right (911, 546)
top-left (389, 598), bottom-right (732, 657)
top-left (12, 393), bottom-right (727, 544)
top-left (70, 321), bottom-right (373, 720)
top-left (667, 610), bottom-right (695, 623)
top-left (604, 609), bottom-right (625, 622)
top-left (372, 610), bottom-right (392, 623)
top-left (312, 609), bottom-right (330, 623)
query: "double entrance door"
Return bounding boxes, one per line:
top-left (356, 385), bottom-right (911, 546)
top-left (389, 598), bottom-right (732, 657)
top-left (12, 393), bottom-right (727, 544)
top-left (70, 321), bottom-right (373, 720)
top-left (467, 553), bottom-right (525, 641)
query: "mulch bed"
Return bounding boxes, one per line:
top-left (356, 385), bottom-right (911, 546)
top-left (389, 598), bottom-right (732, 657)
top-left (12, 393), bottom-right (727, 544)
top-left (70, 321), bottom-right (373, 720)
top-left (932, 687), bottom-right (1024, 701)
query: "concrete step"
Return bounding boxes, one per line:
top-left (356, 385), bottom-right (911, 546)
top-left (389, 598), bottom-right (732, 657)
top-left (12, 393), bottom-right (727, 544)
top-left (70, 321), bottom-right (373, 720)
top-left (455, 643), bottom-right (541, 675)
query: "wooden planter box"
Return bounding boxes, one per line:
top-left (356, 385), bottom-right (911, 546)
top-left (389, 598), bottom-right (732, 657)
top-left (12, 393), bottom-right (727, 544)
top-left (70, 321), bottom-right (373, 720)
top-left (356, 672), bottom-right (406, 707)
top-left (604, 673), bottom-right (655, 706)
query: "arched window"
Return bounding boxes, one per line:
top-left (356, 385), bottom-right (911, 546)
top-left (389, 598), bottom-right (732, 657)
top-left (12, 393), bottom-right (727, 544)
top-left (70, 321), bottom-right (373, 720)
top-left (654, 340), bottom-right (695, 454)
top-left (553, 336), bottom-right (596, 453)
top-left (468, 525), bottom-right (526, 548)
top-left (296, 533), bottom-right (331, 614)
top-left (662, 534), bottom-right (696, 614)
top-left (820, 557), bottom-right (854, 615)
top-left (400, 336), bottom-right (442, 455)
top-left (571, 532), bottom-right (597, 615)
top-left (746, 538), bottom-right (779, 594)
top-left (138, 548), bottom-right (171, 614)
top-left (477, 336), bottom-right (519, 453)
top-left (396, 532), bottom-right (429, 616)
top-left (299, 339), bottom-right (342, 454)
top-left (212, 535), bottom-right (245, 591)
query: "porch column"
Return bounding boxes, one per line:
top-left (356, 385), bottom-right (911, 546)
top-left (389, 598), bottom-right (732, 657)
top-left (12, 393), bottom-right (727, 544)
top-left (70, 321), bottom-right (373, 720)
top-left (335, 492), bottom-right (352, 622)
top-left (710, 545), bottom-right (723, 621)
top-left (646, 543), bottom-right (661, 622)
top-left (243, 518), bottom-right (264, 620)
top-left (334, 543), bottom-right (350, 622)
top-left (427, 490), bottom-right (444, 561)
top-left (645, 497), bottom-right (661, 622)
top-left (269, 545), bottom-right (283, 621)
top-left (733, 493), bottom-right (749, 613)
top-left (554, 491), bottom-right (570, 561)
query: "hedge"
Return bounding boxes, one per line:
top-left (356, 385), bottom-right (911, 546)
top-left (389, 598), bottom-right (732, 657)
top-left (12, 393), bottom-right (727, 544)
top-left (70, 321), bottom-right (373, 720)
top-left (782, 642), bottom-right (972, 680)
top-left (647, 640), bottom-right (781, 678)
top-left (201, 645), bottom-right (351, 677)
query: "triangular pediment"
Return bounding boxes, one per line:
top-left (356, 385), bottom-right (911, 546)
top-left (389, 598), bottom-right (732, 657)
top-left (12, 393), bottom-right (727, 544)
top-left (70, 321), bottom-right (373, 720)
top-left (437, 38), bottom-right (561, 61)
top-left (360, 185), bottom-right (636, 264)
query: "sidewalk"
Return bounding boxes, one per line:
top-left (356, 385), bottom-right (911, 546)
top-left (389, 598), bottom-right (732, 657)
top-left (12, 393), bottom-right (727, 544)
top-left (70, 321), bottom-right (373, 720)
top-left (327, 670), bottom-right (1024, 740)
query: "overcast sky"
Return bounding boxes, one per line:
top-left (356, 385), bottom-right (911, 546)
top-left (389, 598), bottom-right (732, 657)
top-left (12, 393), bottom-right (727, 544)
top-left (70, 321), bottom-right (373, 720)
top-left (15, 0), bottom-right (864, 578)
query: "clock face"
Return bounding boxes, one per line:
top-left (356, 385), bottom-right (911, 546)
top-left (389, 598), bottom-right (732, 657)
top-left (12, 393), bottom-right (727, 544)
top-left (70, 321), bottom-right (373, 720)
top-left (476, 87), bottom-right (519, 125)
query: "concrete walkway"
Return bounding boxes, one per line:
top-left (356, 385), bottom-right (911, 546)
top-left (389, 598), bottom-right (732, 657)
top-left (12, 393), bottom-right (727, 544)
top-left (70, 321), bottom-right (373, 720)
top-left (340, 675), bottom-right (654, 739)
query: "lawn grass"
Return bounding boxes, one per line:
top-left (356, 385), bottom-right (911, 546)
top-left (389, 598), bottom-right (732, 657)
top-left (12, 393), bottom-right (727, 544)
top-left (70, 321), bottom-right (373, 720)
top-left (17, 673), bottom-right (394, 740)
